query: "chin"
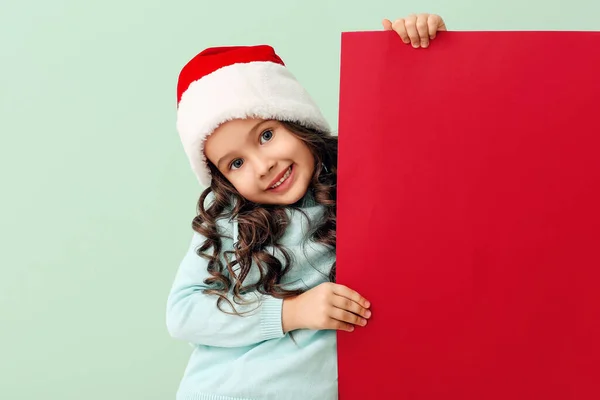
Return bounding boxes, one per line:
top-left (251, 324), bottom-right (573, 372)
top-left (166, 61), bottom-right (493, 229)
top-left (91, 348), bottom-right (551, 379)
top-left (279, 177), bottom-right (311, 205)
top-left (280, 190), bottom-right (307, 205)
top-left (267, 189), bottom-right (307, 206)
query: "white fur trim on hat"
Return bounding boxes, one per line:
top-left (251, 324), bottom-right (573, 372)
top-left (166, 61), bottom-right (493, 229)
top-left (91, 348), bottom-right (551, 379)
top-left (176, 61), bottom-right (331, 187)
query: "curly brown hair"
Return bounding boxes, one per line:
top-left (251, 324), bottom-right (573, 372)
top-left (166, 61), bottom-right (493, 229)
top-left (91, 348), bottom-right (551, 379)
top-left (191, 121), bottom-right (337, 313)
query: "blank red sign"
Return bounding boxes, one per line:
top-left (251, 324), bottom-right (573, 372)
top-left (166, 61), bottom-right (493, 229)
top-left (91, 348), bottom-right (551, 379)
top-left (336, 31), bottom-right (600, 400)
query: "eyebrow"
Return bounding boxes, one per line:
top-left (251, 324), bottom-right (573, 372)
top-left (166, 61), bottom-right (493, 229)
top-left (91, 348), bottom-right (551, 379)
top-left (216, 120), bottom-right (270, 170)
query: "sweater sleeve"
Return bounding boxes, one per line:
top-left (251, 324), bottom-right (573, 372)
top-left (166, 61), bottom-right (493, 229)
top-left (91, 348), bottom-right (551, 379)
top-left (166, 231), bottom-right (285, 348)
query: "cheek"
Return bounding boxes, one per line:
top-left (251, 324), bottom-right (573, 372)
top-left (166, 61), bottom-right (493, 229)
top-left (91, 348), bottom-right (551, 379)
top-left (298, 145), bottom-right (315, 169)
top-left (305, 160), bottom-right (315, 180)
top-left (228, 169), bottom-right (256, 193)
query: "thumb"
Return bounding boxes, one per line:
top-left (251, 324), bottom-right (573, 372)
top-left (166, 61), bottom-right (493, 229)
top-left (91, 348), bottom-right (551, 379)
top-left (382, 18), bottom-right (393, 30)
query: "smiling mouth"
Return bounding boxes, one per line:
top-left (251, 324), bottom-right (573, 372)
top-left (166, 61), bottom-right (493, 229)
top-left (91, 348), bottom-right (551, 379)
top-left (269, 166), bottom-right (292, 189)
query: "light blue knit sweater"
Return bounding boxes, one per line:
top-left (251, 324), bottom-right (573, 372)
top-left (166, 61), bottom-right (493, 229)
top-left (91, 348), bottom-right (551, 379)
top-left (166, 195), bottom-right (337, 400)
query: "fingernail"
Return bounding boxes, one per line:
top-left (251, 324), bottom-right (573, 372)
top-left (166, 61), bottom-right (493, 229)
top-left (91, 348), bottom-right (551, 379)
top-left (421, 41), bottom-right (429, 48)
top-left (361, 319), bottom-right (367, 326)
top-left (365, 301), bottom-right (371, 308)
top-left (349, 326), bottom-right (355, 332)
top-left (412, 43), bottom-right (419, 48)
top-left (365, 310), bottom-right (372, 318)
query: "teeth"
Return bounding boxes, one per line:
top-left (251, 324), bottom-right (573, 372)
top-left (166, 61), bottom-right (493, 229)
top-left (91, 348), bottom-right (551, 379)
top-left (270, 167), bottom-right (292, 189)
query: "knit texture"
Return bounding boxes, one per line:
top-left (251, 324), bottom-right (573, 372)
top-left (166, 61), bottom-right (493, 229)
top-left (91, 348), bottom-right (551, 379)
top-left (166, 194), bottom-right (337, 400)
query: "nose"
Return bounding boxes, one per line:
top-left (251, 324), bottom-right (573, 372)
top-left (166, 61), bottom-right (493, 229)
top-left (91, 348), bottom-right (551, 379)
top-left (254, 155), bottom-right (275, 178)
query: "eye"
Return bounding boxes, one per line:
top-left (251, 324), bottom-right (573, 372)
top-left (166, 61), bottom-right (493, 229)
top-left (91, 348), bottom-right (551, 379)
top-left (260, 129), bottom-right (274, 144)
top-left (230, 158), bottom-right (244, 170)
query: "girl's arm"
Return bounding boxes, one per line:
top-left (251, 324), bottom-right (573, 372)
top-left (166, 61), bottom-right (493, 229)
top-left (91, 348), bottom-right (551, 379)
top-left (166, 232), bottom-right (284, 348)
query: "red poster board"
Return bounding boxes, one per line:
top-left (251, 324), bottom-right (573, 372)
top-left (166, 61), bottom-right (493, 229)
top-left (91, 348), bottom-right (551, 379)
top-left (336, 31), bottom-right (600, 399)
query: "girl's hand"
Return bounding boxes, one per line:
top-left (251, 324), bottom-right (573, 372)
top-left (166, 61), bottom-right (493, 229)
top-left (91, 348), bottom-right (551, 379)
top-left (282, 282), bottom-right (371, 333)
top-left (382, 13), bottom-right (447, 48)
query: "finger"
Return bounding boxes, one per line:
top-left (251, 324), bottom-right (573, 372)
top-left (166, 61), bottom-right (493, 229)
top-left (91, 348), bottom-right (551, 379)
top-left (437, 15), bottom-right (447, 31)
top-left (391, 18), bottom-right (409, 44)
top-left (332, 295), bottom-right (371, 319)
top-left (332, 284), bottom-right (370, 308)
top-left (334, 320), bottom-right (355, 332)
top-left (428, 14), bottom-right (446, 39)
top-left (321, 314), bottom-right (355, 332)
top-left (427, 15), bottom-right (438, 39)
top-left (404, 14), bottom-right (420, 48)
top-left (330, 307), bottom-right (368, 327)
top-left (416, 14), bottom-right (430, 48)
top-left (382, 18), bottom-right (393, 31)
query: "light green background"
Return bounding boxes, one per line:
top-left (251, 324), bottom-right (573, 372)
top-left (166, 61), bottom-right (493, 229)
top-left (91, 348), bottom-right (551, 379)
top-left (0, 0), bottom-right (597, 398)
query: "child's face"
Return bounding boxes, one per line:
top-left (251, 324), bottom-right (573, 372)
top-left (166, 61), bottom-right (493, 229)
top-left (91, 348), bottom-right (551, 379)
top-left (204, 118), bottom-right (315, 205)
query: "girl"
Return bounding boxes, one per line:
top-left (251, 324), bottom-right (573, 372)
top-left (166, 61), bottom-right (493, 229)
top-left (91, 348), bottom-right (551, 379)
top-left (167, 13), bottom-right (447, 400)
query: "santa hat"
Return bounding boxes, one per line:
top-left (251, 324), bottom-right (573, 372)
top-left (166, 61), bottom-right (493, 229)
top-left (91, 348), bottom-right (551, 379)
top-left (176, 45), bottom-right (331, 187)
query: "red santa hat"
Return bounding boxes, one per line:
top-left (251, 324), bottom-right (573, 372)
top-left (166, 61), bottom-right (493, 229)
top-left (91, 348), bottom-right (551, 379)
top-left (176, 45), bottom-right (331, 187)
